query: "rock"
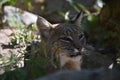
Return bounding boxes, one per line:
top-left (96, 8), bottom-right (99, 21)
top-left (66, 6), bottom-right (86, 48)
top-left (3, 6), bottom-right (37, 26)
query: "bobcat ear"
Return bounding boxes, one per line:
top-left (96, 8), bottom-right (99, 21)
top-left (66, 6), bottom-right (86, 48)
top-left (71, 11), bottom-right (83, 27)
top-left (37, 16), bottom-right (53, 40)
top-left (37, 16), bottom-right (53, 30)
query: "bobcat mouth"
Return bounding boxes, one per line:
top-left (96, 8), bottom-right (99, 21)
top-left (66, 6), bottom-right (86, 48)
top-left (69, 49), bottom-right (81, 57)
top-left (69, 53), bottom-right (81, 57)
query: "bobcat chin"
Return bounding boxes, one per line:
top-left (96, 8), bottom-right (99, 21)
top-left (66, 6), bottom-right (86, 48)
top-left (36, 12), bottom-right (85, 70)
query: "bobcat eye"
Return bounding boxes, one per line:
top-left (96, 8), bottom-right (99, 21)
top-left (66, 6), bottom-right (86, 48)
top-left (79, 33), bottom-right (84, 39)
top-left (66, 36), bottom-right (73, 40)
top-left (59, 36), bottom-right (73, 42)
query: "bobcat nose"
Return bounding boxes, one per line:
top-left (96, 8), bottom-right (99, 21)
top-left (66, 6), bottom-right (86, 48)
top-left (74, 35), bottom-right (86, 51)
top-left (74, 43), bottom-right (83, 51)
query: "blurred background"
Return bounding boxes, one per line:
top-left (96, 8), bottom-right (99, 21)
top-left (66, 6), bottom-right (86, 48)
top-left (0, 0), bottom-right (120, 80)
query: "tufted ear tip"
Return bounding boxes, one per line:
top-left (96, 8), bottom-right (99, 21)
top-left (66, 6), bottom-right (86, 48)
top-left (71, 11), bottom-right (84, 27)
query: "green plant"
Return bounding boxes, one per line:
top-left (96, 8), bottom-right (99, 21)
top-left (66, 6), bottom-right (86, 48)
top-left (0, 51), bottom-right (24, 72)
top-left (67, 0), bottom-right (90, 14)
top-left (0, 9), bottom-right (41, 79)
top-left (0, 68), bottom-right (28, 80)
top-left (7, 12), bottom-right (39, 47)
top-left (0, 0), bottom-right (16, 10)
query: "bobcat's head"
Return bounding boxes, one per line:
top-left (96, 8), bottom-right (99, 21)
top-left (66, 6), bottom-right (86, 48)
top-left (37, 12), bottom-right (85, 70)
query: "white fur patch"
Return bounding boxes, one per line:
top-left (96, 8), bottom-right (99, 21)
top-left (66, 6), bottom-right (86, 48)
top-left (59, 53), bottom-right (81, 68)
top-left (74, 48), bottom-right (79, 53)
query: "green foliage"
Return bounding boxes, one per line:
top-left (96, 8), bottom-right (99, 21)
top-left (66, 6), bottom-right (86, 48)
top-left (0, 51), bottom-right (23, 72)
top-left (8, 12), bottom-right (38, 47)
top-left (0, 18), bottom-right (44, 80)
top-left (0, 0), bottom-right (8, 8)
top-left (0, 0), bottom-right (16, 8)
top-left (0, 68), bottom-right (28, 80)
top-left (83, 15), bottom-right (99, 34)
top-left (0, 6), bottom-right (41, 80)
top-left (10, 26), bottom-right (38, 47)
top-left (25, 0), bottom-right (33, 10)
top-left (67, 0), bottom-right (91, 14)
top-left (0, 0), bottom-right (9, 13)
top-left (24, 57), bottom-right (49, 79)
top-left (8, 0), bottom-right (17, 5)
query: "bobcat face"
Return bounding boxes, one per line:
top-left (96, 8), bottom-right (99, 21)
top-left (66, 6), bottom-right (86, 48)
top-left (37, 12), bottom-right (85, 70)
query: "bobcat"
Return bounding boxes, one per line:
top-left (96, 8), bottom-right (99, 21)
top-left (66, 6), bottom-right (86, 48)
top-left (36, 12), bottom-right (85, 70)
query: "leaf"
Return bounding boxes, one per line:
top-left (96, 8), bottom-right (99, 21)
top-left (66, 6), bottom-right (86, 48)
top-left (0, 54), bottom-right (2, 58)
top-left (0, 0), bottom-right (9, 6)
